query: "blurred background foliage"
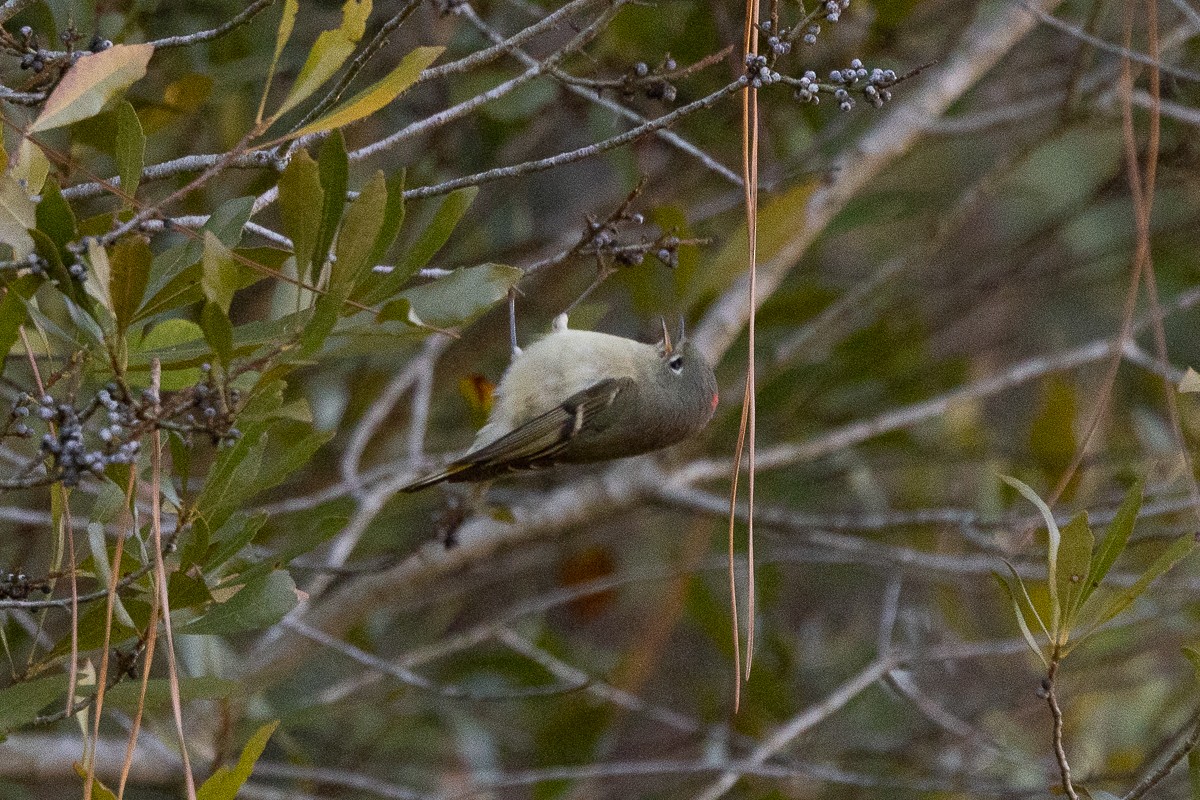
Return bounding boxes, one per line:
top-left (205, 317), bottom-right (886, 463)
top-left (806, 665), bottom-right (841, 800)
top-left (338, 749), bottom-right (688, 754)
top-left (1, 0), bottom-right (1200, 798)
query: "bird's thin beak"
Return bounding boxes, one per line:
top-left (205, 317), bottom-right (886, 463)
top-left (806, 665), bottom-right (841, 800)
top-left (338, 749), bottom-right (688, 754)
top-left (660, 316), bottom-right (673, 356)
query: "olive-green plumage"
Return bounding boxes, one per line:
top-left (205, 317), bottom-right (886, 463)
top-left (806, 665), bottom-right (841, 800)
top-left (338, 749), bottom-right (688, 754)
top-left (402, 321), bottom-right (718, 492)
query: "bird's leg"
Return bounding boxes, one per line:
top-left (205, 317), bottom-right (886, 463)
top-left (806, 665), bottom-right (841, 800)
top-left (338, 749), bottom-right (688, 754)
top-left (434, 481), bottom-right (493, 549)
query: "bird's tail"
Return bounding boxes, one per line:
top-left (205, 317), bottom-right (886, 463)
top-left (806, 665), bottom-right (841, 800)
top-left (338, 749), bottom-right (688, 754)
top-left (400, 464), bottom-right (469, 493)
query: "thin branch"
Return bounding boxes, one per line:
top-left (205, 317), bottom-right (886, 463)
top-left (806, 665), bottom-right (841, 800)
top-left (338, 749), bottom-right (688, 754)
top-left (461, 4), bottom-right (742, 186)
top-left (692, 0), bottom-right (1070, 366)
top-left (1044, 663), bottom-right (1079, 800)
top-left (365, 81), bottom-right (745, 197)
top-left (1018, 1), bottom-right (1200, 82)
top-left (693, 657), bottom-right (895, 800)
top-left (1123, 706), bottom-right (1200, 800)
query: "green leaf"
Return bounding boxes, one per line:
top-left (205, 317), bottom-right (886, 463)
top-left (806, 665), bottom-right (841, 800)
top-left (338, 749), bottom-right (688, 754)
top-left (200, 300), bottom-right (233, 367)
top-left (277, 149), bottom-right (323, 285)
top-left (334, 171), bottom-right (388, 288)
top-left (302, 165), bottom-right (389, 351)
top-left (368, 168), bottom-right (406, 268)
top-left (30, 43), bottom-right (155, 132)
top-left (288, 45), bottom-right (443, 138)
top-left (1082, 480), bottom-right (1142, 606)
top-left (259, 0), bottom-right (299, 122)
top-left (73, 766), bottom-right (118, 800)
top-left (34, 179), bottom-right (77, 262)
top-left (313, 130), bottom-right (349, 280)
top-left (180, 571), bottom-right (298, 635)
top-left (1003, 475), bottom-right (1062, 634)
top-left (1088, 533), bottom-right (1197, 630)
top-left (399, 186), bottom-right (478, 274)
top-left (142, 318), bottom-right (205, 350)
top-left (108, 234), bottom-right (152, 333)
top-left (249, 420), bottom-right (332, 495)
top-left (993, 570), bottom-right (1049, 667)
top-left (1056, 511), bottom-right (1093, 637)
top-left (274, 0), bottom-right (371, 118)
top-left (201, 232), bottom-right (238, 312)
top-left (142, 196), bottom-right (255, 305)
top-left (356, 186), bottom-right (477, 305)
top-left (197, 720), bottom-right (280, 800)
top-left (203, 513), bottom-right (269, 572)
top-left (0, 274), bottom-right (42, 382)
top-left (114, 101), bottom-right (145, 201)
top-left (137, 246), bottom-right (287, 323)
top-left (0, 168), bottom-right (37, 259)
top-left (378, 263), bottom-right (522, 331)
top-left (0, 675), bottom-right (68, 733)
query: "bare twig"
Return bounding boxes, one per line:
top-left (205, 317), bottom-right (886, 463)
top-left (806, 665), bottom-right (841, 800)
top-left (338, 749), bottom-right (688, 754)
top-left (1043, 662), bottom-right (1079, 800)
top-left (1123, 706), bottom-right (1200, 800)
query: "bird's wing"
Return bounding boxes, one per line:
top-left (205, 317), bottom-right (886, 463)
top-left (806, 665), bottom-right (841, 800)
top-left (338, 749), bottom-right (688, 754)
top-left (456, 377), bottom-right (632, 470)
top-left (400, 377), bottom-right (632, 492)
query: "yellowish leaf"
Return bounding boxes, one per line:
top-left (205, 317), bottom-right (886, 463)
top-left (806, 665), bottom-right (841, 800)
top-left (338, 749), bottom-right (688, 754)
top-left (288, 46), bottom-right (443, 139)
top-left (30, 43), bottom-right (155, 133)
top-left (274, 0), bottom-right (372, 118)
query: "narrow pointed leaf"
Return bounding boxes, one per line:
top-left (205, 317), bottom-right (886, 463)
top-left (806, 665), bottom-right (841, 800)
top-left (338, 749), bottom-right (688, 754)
top-left (0, 274), bottom-right (42, 381)
top-left (275, 0), bottom-right (371, 118)
top-left (180, 571), bottom-right (298, 635)
top-left (357, 186), bottom-right (477, 305)
top-left (378, 263), bottom-right (522, 330)
top-left (367, 168), bottom-right (406, 268)
top-left (201, 231), bottom-right (239, 312)
top-left (34, 179), bottom-right (77, 262)
top-left (259, 0), bottom-right (299, 122)
top-left (197, 720), bottom-right (280, 800)
top-left (1082, 480), bottom-right (1142, 605)
top-left (109, 234), bottom-right (152, 333)
top-left (1056, 511), bottom-right (1093, 636)
top-left (114, 100), bottom-right (145, 201)
top-left (277, 149), bottom-right (323, 285)
top-left (288, 45), bottom-right (443, 139)
top-left (304, 171), bottom-right (387, 352)
top-left (200, 300), bottom-right (233, 367)
top-left (1003, 475), bottom-right (1062, 633)
top-left (30, 43), bottom-right (154, 132)
top-left (334, 170), bottom-right (388, 288)
top-left (993, 572), bottom-right (1049, 667)
top-left (1089, 533), bottom-right (1196, 629)
top-left (312, 130), bottom-right (348, 281)
top-left (0, 170), bottom-right (36, 258)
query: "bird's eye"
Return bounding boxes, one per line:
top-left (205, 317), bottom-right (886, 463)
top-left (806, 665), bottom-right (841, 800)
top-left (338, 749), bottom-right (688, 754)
top-left (668, 355), bottom-right (684, 373)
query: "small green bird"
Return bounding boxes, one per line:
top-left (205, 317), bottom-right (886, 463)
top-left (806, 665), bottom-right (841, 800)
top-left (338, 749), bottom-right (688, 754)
top-left (402, 315), bottom-right (719, 492)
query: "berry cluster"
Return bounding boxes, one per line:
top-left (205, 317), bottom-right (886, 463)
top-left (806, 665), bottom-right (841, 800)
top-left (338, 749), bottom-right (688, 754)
top-left (14, 25), bottom-right (110, 73)
top-left (759, 21), bottom-right (795, 55)
top-left (20, 393), bottom-right (140, 486)
top-left (745, 53), bottom-right (781, 88)
top-left (828, 60), bottom-right (898, 110)
top-left (4, 366), bottom-right (245, 489)
top-left (821, 0), bottom-right (851, 23)
top-left (0, 571), bottom-right (52, 601)
top-left (183, 364), bottom-right (243, 445)
top-left (625, 56), bottom-right (679, 103)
